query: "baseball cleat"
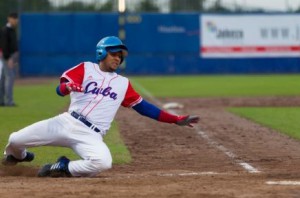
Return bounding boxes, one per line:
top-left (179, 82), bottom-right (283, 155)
top-left (1, 152), bottom-right (35, 166)
top-left (37, 156), bottom-right (71, 177)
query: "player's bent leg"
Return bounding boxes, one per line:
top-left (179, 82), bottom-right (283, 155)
top-left (67, 140), bottom-right (113, 177)
top-left (4, 132), bottom-right (28, 158)
top-left (63, 121), bottom-right (113, 177)
top-left (37, 115), bottom-right (113, 178)
top-left (2, 132), bottom-right (36, 166)
top-left (37, 130), bottom-right (113, 178)
top-left (68, 158), bottom-right (112, 177)
top-left (38, 157), bottom-right (112, 177)
top-left (3, 114), bottom-right (73, 166)
top-left (63, 139), bottom-right (113, 177)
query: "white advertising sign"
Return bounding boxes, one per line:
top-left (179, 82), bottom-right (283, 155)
top-left (201, 14), bottom-right (300, 58)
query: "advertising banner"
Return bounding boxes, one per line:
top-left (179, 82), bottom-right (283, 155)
top-left (126, 14), bottom-right (199, 53)
top-left (201, 14), bottom-right (300, 58)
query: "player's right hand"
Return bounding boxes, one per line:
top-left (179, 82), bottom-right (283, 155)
top-left (66, 82), bottom-right (84, 92)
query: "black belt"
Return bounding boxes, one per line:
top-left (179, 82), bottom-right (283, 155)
top-left (71, 111), bottom-right (101, 133)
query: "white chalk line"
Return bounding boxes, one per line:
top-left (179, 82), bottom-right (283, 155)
top-left (195, 126), bottom-right (260, 173)
top-left (101, 171), bottom-right (228, 180)
top-left (266, 181), bottom-right (300, 186)
top-left (132, 80), bottom-right (260, 174)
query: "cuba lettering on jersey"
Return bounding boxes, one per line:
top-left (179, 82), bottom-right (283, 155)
top-left (85, 82), bottom-right (118, 100)
top-left (61, 62), bottom-right (142, 133)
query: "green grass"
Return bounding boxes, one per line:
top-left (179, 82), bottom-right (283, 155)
top-left (0, 81), bottom-right (131, 166)
top-left (229, 107), bottom-right (300, 140)
top-left (104, 121), bottom-right (132, 164)
top-left (131, 74), bottom-right (300, 97)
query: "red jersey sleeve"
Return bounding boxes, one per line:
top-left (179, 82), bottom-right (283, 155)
top-left (121, 81), bottom-right (142, 107)
top-left (60, 62), bottom-right (85, 84)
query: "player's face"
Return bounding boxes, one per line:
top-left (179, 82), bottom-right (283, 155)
top-left (100, 51), bottom-right (123, 72)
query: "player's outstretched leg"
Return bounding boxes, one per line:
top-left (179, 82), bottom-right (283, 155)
top-left (2, 152), bottom-right (35, 166)
top-left (38, 156), bottom-right (71, 177)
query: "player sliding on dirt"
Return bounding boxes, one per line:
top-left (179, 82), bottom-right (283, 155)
top-left (1, 36), bottom-right (199, 177)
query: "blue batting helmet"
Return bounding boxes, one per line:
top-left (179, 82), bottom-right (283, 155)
top-left (96, 36), bottom-right (128, 63)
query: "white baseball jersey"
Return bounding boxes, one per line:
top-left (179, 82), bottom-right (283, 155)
top-left (61, 62), bottom-right (142, 134)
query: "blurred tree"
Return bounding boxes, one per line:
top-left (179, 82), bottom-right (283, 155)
top-left (0, 0), bottom-right (53, 25)
top-left (206, 0), bottom-right (232, 12)
top-left (98, 1), bottom-right (114, 12)
top-left (134, 0), bottom-right (160, 12)
top-left (58, 1), bottom-right (95, 12)
top-left (21, 0), bottom-right (52, 12)
top-left (169, 0), bottom-right (205, 12)
top-left (57, 1), bottom-right (114, 12)
top-left (0, 0), bottom-right (18, 26)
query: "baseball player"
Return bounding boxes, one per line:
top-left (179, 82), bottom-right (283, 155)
top-left (1, 36), bottom-right (199, 177)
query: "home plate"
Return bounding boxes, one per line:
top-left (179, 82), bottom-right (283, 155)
top-left (158, 171), bottom-right (220, 177)
top-left (266, 181), bottom-right (300, 185)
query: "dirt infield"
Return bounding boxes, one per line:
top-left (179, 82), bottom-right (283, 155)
top-left (1, 81), bottom-right (300, 197)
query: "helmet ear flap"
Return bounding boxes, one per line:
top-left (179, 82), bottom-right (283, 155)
top-left (96, 48), bottom-right (107, 62)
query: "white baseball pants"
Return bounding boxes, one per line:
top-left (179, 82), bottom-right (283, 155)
top-left (4, 112), bottom-right (112, 177)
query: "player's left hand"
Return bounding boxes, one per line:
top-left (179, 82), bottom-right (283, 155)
top-left (176, 115), bottom-right (199, 127)
top-left (66, 82), bottom-right (84, 92)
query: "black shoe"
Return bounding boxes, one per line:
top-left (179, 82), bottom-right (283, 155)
top-left (38, 156), bottom-right (71, 177)
top-left (2, 152), bottom-right (35, 166)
